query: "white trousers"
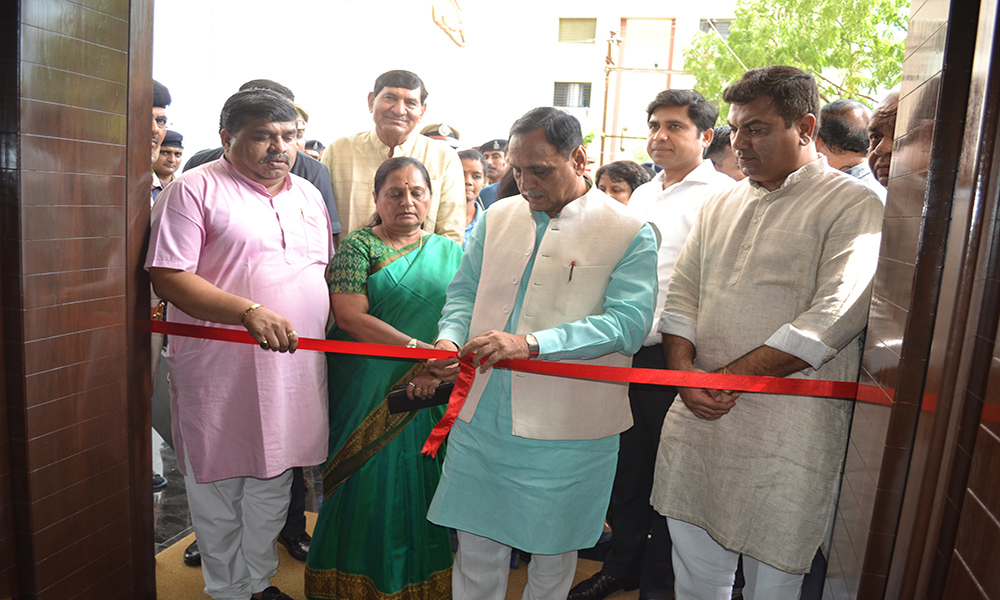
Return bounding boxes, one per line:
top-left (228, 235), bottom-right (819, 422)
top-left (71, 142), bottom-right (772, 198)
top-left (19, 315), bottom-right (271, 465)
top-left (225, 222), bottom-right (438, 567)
top-left (667, 518), bottom-right (803, 600)
top-left (453, 530), bottom-right (577, 600)
top-left (183, 446), bottom-right (292, 600)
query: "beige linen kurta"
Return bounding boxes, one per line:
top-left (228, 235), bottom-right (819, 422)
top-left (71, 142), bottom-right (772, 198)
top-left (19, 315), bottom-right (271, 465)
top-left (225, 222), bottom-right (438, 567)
top-left (651, 158), bottom-right (883, 573)
top-left (322, 129), bottom-right (464, 243)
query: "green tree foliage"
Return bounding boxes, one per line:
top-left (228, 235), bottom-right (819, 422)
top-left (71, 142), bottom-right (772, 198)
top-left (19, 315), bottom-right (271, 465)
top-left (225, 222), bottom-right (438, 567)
top-left (685, 0), bottom-right (909, 118)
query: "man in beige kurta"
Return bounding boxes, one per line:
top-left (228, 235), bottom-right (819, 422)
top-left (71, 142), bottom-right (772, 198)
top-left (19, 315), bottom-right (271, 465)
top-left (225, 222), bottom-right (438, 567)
top-left (650, 66), bottom-right (883, 599)
top-left (322, 69), bottom-right (464, 243)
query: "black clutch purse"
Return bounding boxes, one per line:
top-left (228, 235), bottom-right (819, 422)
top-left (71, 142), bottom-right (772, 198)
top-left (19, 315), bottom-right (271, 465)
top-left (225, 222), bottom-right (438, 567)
top-left (386, 383), bottom-right (455, 414)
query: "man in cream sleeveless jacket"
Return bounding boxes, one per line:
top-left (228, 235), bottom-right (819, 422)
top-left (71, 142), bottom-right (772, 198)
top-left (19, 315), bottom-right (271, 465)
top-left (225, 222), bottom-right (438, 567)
top-left (425, 107), bottom-right (659, 600)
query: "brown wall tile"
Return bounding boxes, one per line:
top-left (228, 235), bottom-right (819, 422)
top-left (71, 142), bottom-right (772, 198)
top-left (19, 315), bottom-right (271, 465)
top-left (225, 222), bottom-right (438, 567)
top-left (34, 514), bottom-right (129, 591)
top-left (964, 426), bottom-right (1000, 532)
top-left (74, 0), bottom-right (130, 20)
top-left (24, 456), bottom-right (127, 531)
top-left (951, 489), bottom-right (1000, 596)
top-left (22, 296), bottom-right (125, 341)
top-left (23, 353), bottom-right (126, 409)
top-left (867, 295), bottom-right (911, 357)
top-left (19, 171), bottom-right (125, 208)
top-left (22, 268), bottom-right (125, 309)
top-left (19, 25), bottom-right (127, 82)
top-left (41, 543), bottom-right (130, 598)
top-left (942, 555), bottom-right (989, 599)
top-left (880, 218), bottom-right (923, 272)
top-left (32, 489), bottom-right (128, 562)
top-left (21, 236), bottom-right (125, 274)
top-left (22, 436), bottom-right (127, 502)
top-left (21, 135), bottom-right (125, 176)
top-left (884, 169), bottom-right (930, 218)
top-left (20, 1), bottom-right (128, 51)
top-left (22, 381), bottom-right (126, 440)
top-left (901, 35), bottom-right (946, 100)
top-left (21, 98), bottom-right (127, 144)
top-left (23, 408), bottom-right (126, 472)
top-left (23, 325), bottom-right (126, 374)
top-left (891, 122), bottom-right (937, 185)
top-left (21, 205), bottom-right (126, 241)
top-left (861, 340), bottom-right (901, 395)
top-left (20, 62), bottom-right (126, 114)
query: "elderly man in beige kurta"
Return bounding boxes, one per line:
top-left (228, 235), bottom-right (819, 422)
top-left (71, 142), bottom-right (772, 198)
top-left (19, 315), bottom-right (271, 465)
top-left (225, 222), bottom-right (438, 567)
top-left (651, 66), bottom-right (884, 600)
top-left (322, 69), bottom-right (464, 243)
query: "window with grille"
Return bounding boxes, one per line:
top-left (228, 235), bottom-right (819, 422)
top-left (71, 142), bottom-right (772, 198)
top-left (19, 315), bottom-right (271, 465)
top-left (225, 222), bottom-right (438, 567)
top-left (558, 18), bottom-right (597, 43)
top-left (553, 82), bottom-right (592, 108)
top-left (699, 18), bottom-right (732, 39)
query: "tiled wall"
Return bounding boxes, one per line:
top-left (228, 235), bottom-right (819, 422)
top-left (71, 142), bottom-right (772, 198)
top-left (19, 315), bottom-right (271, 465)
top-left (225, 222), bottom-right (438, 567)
top-left (949, 396), bottom-right (1000, 598)
top-left (827, 0), bottom-right (984, 598)
top-left (938, 3), bottom-right (1000, 594)
top-left (1, 0), bottom-right (22, 594)
top-left (1, 1), bottom-right (153, 597)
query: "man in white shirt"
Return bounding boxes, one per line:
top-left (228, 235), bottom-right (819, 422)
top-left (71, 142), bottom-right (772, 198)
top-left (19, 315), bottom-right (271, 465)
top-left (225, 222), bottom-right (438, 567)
top-left (569, 89), bottom-right (735, 600)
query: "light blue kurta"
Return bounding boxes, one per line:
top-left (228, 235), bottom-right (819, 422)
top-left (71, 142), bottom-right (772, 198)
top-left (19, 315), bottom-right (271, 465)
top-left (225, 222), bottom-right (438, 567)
top-left (427, 209), bottom-right (658, 554)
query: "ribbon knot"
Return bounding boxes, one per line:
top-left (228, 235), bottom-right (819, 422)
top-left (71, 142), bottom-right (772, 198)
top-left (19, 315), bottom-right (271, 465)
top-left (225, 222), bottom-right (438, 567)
top-left (421, 354), bottom-right (477, 457)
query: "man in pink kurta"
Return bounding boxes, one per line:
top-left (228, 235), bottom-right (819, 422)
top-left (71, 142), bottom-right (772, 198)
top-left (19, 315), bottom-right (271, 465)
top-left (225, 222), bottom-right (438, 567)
top-left (146, 88), bottom-right (332, 600)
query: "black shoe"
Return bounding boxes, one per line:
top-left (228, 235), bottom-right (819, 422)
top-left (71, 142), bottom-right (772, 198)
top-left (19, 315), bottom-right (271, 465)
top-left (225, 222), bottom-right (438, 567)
top-left (277, 531), bottom-right (310, 562)
top-left (183, 539), bottom-right (201, 567)
top-left (258, 586), bottom-right (294, 600)
top-left (568, 572), bottom-right (639, 600)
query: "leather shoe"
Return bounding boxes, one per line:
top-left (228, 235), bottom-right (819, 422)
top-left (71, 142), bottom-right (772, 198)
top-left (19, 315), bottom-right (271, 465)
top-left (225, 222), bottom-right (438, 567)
top-left (257, 586), bottom-right (293, 600)
top-left (183, 539), bottom-right (201, 567)
top-left (277, 531), bottom-right (310, 562)
top-left (568, 572), bottom-right (638, 600)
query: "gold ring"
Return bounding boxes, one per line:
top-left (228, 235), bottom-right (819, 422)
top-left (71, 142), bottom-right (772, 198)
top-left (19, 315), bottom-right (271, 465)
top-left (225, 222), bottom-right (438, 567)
top-left (288, 330), bottom-right (298, 338)
top-left (260, 340), bottom-right (269, 349)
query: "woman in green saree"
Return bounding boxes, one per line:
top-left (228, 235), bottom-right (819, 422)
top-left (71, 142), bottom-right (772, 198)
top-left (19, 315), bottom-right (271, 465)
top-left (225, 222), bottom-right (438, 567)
top-left (305, 157), bottom-right (463, 599)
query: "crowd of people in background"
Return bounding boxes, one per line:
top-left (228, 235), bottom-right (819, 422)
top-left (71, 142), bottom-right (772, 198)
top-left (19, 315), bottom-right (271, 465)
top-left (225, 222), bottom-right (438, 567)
top-left (145, 65), bottom-right (899, 600)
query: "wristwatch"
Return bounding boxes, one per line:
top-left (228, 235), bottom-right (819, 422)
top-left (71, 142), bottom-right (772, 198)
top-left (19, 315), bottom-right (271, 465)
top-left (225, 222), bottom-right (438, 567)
top-left (525, 333), bottom-right (540, 359)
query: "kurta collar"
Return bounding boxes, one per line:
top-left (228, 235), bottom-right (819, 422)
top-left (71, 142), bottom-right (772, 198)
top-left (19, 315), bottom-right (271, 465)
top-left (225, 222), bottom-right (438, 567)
top-left (219, 156), bottom-right (293, 197)
top-left (748, 156), bottom-right (827, 196)
top-left (365, 128), bottom-right (419, 159)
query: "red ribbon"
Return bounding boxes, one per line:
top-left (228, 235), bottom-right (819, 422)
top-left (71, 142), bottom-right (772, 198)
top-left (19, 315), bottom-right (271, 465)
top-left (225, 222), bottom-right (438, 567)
top-left (421, 355), bottom-right (477, 457)
top-left (148, 321), bottom-right (867, 454)
top-left (148, 320), bottom-right (452, 360)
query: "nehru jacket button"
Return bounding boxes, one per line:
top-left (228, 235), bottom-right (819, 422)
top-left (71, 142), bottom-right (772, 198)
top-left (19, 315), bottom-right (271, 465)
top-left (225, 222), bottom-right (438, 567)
top-left (742, 244), bottom-right (751, 250)
top-left (752, 218), bottom-right (759, 224)
top-left (503, 305), bottom-right (511, 313)
top-left (511, 277), bottom-right (518, 284)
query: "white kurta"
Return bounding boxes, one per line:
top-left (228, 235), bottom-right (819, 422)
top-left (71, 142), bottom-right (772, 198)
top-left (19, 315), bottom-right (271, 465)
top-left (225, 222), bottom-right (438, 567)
top-left (651, 159), bottom-right (883, 573)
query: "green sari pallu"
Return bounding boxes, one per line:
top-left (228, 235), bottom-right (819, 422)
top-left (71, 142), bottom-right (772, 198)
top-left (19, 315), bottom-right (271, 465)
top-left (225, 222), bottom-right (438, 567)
top-left (306, 233), bottom-right (462, 600)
